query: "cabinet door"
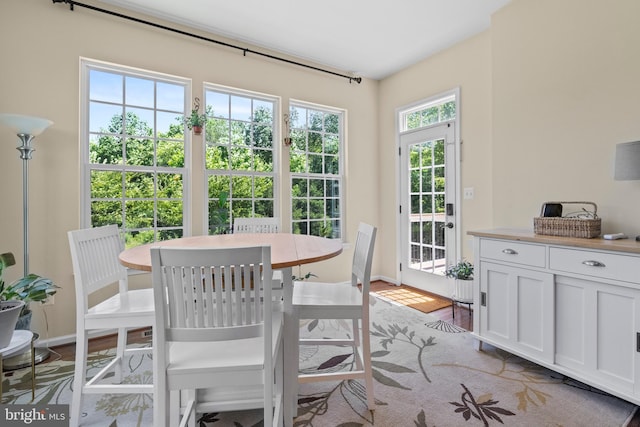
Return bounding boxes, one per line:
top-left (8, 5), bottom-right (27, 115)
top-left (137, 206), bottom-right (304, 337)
top-left (480, 262), bottom-right (554, 362)
top-left (556, 275), bottom-right (640, 395)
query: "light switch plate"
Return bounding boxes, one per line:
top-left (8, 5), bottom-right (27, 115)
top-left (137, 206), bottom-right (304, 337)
top-left (463, 187), bottom-right (474, 200)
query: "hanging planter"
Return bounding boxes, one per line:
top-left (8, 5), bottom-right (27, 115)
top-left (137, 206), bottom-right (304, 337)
top-left (183, 97), bottom-right (206, 136)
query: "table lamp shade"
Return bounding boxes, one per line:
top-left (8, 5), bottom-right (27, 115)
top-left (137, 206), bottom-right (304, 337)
top-left (0, 114), bottom-right (53, 136)
top-left (614, 141), bottom-right (640, 181)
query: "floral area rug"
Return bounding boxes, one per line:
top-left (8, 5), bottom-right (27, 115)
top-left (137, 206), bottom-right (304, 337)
top-left (2, 296), bottom-right (638, 426)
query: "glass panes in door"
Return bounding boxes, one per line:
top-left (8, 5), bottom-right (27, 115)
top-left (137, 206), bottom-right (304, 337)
top-left (409, 138), bottom-right (446, 275)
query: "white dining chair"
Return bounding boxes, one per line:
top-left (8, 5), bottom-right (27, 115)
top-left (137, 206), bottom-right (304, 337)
top-left (292, 222), bottom-right (377, 410)
top-left (233, 217), bottom-right (280, 234)
top-left (234, 217), bottom-right (283, 298)
top-left (151, 245), bottom-right (284, 427)
top-left (67, 225), bottom-right (155, 427)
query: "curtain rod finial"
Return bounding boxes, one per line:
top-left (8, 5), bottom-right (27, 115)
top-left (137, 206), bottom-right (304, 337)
top-left (52, 0), bottom-right (74, 11)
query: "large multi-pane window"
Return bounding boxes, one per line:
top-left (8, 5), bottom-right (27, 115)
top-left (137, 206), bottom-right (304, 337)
top-left (289, 102), bottom-right (343, 238)
top-left (81, 59), bottom-right (189, 248)
top-left (204, 85), bottom-right (278, 234)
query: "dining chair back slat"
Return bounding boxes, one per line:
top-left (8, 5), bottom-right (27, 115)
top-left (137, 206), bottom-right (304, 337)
top-left (154, 246), bottom-right (269, 341)
top-left (73, 225), bottom-right (127, 297)
top-left (233, 217), bottom-right (279, 234)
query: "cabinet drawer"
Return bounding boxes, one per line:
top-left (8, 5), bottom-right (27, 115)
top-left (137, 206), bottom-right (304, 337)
top-left (479, 239), bottom-right (546, 268)
top-left (549, 247), bottom-right (640, 284)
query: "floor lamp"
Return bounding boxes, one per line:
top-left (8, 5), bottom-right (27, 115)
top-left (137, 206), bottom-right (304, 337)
top-left (0, 113), bottom-right (54, 367)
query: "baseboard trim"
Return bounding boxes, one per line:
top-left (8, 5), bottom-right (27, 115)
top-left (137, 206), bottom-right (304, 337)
top-left (38, 328), bottom-right (147, 348)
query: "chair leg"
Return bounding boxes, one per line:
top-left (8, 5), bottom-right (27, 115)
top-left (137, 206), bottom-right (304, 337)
top-left (114, 327), bottom-right (127, 382)
top-left (181, 389), bottom-right (197, 427)
top-left (70, 331), bottom-right (89, 427)
top-left (169, 390), bottom-right (179, 427)
top-left (290, 306), bottom-right (300, 418)
top-left (153, 334), bottom-right (167, 427)
top-left (274, 339), bottom-right (284, 427)
top-left (361, 318), bottom-right (375, 411)
top-left (351, 319), bottom-right (364, 371)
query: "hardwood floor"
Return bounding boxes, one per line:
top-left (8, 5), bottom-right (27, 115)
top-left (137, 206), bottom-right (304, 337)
top-left (371, 280), bottom-right (473, 331)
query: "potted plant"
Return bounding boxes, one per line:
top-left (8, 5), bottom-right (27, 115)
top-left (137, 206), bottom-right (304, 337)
top-left (445, 259), bottom-right (474, 302)
top-left (183, 108), bottom-right (207, 135)
top-left (0, 300), bottom-right (24, 348)
top-left (0, 252), bottom-right (58, 330)
top-left (209, 191), bottom-right (230, 234)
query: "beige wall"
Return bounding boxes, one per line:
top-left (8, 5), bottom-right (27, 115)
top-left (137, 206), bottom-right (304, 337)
top-left (0, 0), bottom-right (378, 341)
top-left (491, 0), bottom-right (640, 231)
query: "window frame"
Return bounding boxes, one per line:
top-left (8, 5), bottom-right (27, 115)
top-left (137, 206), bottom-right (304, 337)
top-left (399, 93), bottom-right (456, 132)
top-left (289, 99), bottom-right (345, 239)
top-left (203, 83), bottom-right (281, 234)
top-left (79, 58), bottom-right (192, 246)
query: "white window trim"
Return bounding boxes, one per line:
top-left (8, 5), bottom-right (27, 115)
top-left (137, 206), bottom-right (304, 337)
top-left (79, 57), bottom-right (192, 238)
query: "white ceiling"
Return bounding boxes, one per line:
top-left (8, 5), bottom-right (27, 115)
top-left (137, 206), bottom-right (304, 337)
top-left (97, 0), bottom-right (511, 80)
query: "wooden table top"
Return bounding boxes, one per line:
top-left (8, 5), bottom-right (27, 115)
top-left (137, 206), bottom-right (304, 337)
top-left (119, 233), bottom-right (344, 271)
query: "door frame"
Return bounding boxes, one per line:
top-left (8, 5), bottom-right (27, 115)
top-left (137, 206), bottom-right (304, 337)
top-left (394, 87), bottom-right (461, 293)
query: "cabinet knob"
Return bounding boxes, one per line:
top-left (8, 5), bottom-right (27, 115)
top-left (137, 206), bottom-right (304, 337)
top-left (582, 260), bottom-right (606, 267)
top-left (502, 248), bottom-right (518, 255)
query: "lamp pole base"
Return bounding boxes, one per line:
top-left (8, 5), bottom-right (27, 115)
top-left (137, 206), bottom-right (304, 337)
top-left (2, 333), bottom-right (50, 371)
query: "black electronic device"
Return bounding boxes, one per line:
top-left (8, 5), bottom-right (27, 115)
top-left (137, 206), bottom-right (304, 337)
top-left (542, 203), bottom-right (563, 217)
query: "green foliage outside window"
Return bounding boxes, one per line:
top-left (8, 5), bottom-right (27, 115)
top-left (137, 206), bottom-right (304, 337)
top-left (289, 105), bottom-right (342, 238)
top-left (89, 111), bottom-right (185, 248)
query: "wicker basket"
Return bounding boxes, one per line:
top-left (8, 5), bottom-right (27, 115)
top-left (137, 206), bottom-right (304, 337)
top-left (533, 201), bottom-right (601, 238)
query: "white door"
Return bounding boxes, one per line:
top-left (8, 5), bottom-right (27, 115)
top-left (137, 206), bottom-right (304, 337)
top-left (399, 122), bottom-right (457, 296)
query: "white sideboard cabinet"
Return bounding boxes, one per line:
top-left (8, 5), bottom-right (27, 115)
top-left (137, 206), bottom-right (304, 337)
top-left (469, 228), bottom-right (640, 405)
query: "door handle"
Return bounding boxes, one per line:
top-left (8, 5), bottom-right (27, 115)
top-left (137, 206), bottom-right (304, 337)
top-left (445, 222), bottom-right (454, 229)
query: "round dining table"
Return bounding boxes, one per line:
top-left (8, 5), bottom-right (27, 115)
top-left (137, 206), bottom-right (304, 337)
top-left (118, 232), bottom-right (342, 272)
top-left (119, 232), bottom-right (343, 426)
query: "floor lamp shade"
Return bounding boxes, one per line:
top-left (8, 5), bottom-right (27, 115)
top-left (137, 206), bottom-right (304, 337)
top-left (0, 114), bottom-right (53, 137)
top-left (614, 141), bottom-right (640, 181)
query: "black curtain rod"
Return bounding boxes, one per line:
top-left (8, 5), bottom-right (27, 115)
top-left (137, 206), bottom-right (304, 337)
top-left (52, 0), bottom-right (362, 84)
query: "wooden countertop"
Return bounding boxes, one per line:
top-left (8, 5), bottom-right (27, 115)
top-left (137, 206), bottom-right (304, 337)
top-left (468, 228), bottom-right (640, 255)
